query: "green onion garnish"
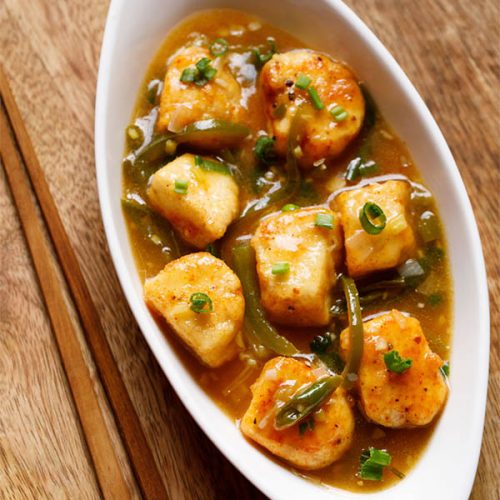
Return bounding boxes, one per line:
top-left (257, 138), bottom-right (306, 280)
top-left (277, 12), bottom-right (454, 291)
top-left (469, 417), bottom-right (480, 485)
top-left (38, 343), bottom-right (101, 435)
top-left (210, 38), bottom-right (229, 57)
top-left (254, 136), bottom-right (276, 164)
top-left (190, 293), bottom-right (213, 314)
top-left (345, 157), bottom-right (378, 181)
top-left (384, 350), bottom-right (412, 374)
top-left (359, 202), bottom-right (386, 234)
top-left (295, 73), bottom-right (311, 90)
top-left (330, 105), bottom-right (349, 122)
top-left (282, 204), bottom-right (299, 212)
top-left (272, 262), bottom-right (290, 275)
top-left (180, 58), bottom-right (217, 86)
top-left (440, 361), bottom-right (450, 378)
top-left (194, 155), bottom-right (231, 175)
top-left (359, 448), bottom-right (392, 481)
top-left (180, 67), bottom-right (198, 83)
top-left (253, 37), bottom-right (277, 68)
top-left (315, 213), bottom-right (334, 229)
top-left (174, 179), bottom-right (189, 194)
top-left (307, 86), bottom-right (324, 110)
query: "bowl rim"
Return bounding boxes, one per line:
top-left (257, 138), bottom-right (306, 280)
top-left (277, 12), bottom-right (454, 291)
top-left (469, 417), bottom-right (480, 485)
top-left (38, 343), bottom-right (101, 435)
top-left (95, 0), bottom-right (490, 497)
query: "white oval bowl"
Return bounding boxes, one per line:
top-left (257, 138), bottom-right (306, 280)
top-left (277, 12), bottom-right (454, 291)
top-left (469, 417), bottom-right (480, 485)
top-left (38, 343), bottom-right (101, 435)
top-left (95, 1), bottom-right (490, 498)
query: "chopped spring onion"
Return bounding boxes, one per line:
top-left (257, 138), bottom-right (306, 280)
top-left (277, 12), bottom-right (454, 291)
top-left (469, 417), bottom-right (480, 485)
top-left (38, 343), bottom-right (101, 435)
top-left (359, 448), bottom-right (392, 481)
top-left (315, 213), bottom-right (334, 229)
top-left (282, 203), bottom-right (299, 212)
top-left (418, 210), bottom-right (440, 242)
top-left (194, 155), bottom-right (231, 175)
top-left (190, 293), bottom-right (213, 314)
top-left (307, 86), bottom-right (324, 110)
top-left (180, 57), bottom-right (217, 86)
top-left (384, 350), bottom-right (412, 373)
top-left (209, 38), bottom-right (229, 57)
top-left (253, 37), bottom-right (277, 68)
top-left (330, 105), bottom-right (349, 122)
top-left (359, 202), bottom-right (386, 235)
top-left (254, 136), bottom-right (276, 164)
top-left (440, 361), bottom-right (450, 378)
top-left (275, 375), bottom-right (343, 429)
top-left (195, 57), bottom-right (217, 82)
top-left (272, 262), bottom-right (290, 275)
top-left (179, 67), bottom-right (198, 83)
top-left (295, 73), bottom-right (312, 90)
top-left (345, 157), bottom-right (379, 181)
top-left (174, 179), bottom-right (189, 194)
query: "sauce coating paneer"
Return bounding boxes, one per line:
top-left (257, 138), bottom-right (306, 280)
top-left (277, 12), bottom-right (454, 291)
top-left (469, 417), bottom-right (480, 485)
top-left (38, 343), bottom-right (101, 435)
top-left (251, 207), bottom-right (343, 327)
top-left (147, 153), bottom-right (239, 248)
top-left (241, 357), bottom-right (354, 470)
top-left (260, 49), bottom-right (365, 168)
top-left (157, 45), bottom-right (245, 133)
top-left (334, 180), bottom-right (416, 277)
top-left (144, 252), bottom-right (244, 368)
top-left (340, 310), bottom-right (448, 428)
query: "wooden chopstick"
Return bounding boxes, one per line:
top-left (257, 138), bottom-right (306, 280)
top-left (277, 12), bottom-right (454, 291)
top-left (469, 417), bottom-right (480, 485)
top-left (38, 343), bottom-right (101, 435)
top-left (0, 67), bottom-right (168, 500)
top-left (0, 106), bottom-right (131, 499)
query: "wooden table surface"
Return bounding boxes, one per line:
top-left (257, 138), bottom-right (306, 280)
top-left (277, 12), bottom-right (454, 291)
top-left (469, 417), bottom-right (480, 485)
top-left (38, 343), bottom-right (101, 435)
top-left (0, 0), bottom-right (498, 498)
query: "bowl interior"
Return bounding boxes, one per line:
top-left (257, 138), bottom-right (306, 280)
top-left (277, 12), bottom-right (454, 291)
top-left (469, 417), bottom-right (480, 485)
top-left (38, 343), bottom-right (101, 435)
top-left (95, 1), bottom-right (489, 498)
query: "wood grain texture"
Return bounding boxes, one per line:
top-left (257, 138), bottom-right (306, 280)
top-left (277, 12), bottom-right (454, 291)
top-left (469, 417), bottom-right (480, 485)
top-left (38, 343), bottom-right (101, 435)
top-left (0, 67), bottom-right (168, 500)
top-left (0, 104), bottom-right (131, 500)
top-left (0, 0), bottom-right (497, 498)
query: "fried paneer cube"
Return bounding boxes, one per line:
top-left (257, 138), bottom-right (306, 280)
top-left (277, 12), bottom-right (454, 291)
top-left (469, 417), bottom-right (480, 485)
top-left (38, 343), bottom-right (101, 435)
top-left (340, 310), bottom-right (448, 428)
top-left (334, 180), bottom-right (416, 277)
top-left (157, 45), bottom-right (244, 133)
top-left (147, 153), bottom-right (239, 248)
top-left (241, 357), bottom-right (354, 470)
top-left (144, 252), bottom-right (244, 367)
top-left (251, 207), bottom-right (343, 327)
top-left (260, 49), bottom-right (365, 167)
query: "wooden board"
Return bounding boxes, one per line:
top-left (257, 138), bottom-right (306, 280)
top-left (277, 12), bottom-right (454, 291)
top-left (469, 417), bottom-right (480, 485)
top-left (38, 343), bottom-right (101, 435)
top-left (0, 0), bottom-right (497, 497)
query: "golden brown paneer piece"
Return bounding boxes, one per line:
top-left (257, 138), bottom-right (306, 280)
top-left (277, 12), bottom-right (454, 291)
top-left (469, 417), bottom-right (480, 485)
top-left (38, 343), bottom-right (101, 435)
top-left (251, 207), bottom-right (343, 327)
top-left (260, 49), bottom-right (365, 168)
top-left (144, 252), bottom-right (244, 367)
top-left (240, 357), bottom-right (354, 470)
top-left (147, 153), bottom-right (239, 248)
top-left (340, 310), bottom-right (448, 428)
top-left (157, 45), bottom-right (245, 133)
top-left (334, 180), bottom-right (416, 277)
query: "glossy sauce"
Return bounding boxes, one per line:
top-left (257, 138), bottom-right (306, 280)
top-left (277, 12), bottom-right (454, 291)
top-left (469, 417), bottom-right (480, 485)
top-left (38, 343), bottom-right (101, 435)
top-left (122, 9), bottom-right (452, 493)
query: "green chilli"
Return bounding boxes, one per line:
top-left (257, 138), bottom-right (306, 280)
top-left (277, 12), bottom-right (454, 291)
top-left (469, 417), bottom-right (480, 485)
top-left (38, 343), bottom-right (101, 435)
top-left (275, 375), bottom-right (343, 429)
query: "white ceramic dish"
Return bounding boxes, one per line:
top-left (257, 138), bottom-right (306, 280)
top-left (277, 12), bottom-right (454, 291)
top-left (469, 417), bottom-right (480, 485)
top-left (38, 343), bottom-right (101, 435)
top-left (95, 1), bottom-right (490, 498)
